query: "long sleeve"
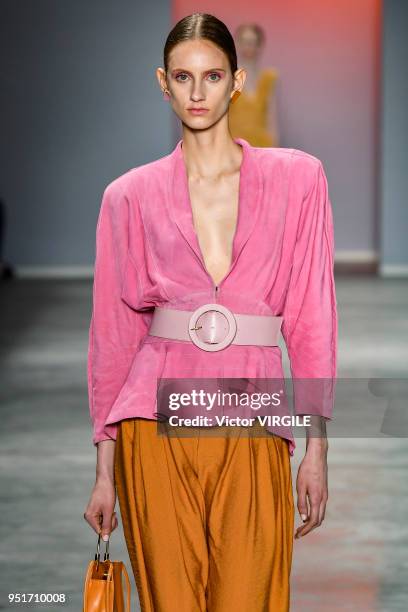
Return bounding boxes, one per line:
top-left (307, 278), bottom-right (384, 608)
top-left (87, 181), bottom-right (150, 445)
top-left (281, 160), bottom-right (338, 418)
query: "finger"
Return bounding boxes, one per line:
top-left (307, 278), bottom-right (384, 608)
top-left (296, 487), bottom-right (309, 523)
top-left (84, 510), bottom-right (103, 535)
top-left (304, 494), bottom-right (321, 533)
top-left (111, 511), bottom-right (118, 531)
top-left (82, 509), bottom-right (100, 529)
top-left (101, 509), bottom-right (114, 541)
top-left (295, 494), bottom-right (320, 538)
top-left (319, 495), bottom-right (327, 524)
top-left (295, 488), bottom-right (310, 539)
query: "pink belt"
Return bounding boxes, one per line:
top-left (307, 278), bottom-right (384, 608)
top-left (148, 304), bottom-right (283, 352)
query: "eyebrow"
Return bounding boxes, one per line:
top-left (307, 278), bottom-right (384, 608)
top-left (171, 68), bottom-right (226, 74)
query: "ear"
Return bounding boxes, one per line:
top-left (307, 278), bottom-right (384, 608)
top-left (233, 67), bottom-right (246, 92)
top-left (156, 67), bottom-right (167, 92)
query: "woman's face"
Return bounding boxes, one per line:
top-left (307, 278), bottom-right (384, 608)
top-left (157, 38), bottom-right (244, 131)
top-left (235, 27), bottom-right (262, 61)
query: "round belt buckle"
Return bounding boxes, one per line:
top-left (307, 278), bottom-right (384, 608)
top-left (188, 303), bottom-right (237, 352)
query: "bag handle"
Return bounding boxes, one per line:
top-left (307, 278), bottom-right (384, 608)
top-left (95, 532), bottom-right (110, 570)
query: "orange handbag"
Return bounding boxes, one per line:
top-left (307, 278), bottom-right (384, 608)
top-left (83, 533), bottom-right (131, 612)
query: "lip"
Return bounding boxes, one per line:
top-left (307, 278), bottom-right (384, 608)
top-left (187, 108), bottom-right (209, 115)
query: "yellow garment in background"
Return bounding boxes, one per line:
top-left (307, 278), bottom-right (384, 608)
top-left (229, 68), bottom-right (279, 147)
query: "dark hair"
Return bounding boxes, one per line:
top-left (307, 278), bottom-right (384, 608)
top-left (163, 13), bottom-right (238, 76)
top-left (235, 23), bottom-right (265, 47)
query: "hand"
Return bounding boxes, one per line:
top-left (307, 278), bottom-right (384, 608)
top-left (294, 439), bottom-right (328, 539)
top-left (84, 476), bottom-right (119, 540)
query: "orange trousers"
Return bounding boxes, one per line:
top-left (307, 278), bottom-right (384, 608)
top-left (114, 418), bottom-right (294, 611)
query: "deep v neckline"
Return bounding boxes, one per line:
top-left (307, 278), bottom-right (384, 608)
top-left (169, 136), bottom-right (263, 293)
top-left (179, 140), bottom-right (244, 289)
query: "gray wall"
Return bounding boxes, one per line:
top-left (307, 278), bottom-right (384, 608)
top-left (0, 0), bottom-right (172, 272)
top-left (380, 0), bottom-right (408, 274)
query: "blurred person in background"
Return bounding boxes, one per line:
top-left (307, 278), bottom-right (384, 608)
top-left (229, 23), bottom-right (280, 147)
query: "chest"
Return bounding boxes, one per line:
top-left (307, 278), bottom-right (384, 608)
top-left (131, 143), bottom-right (297, 304)
top-left (187, 171), bottom-right (241, 287)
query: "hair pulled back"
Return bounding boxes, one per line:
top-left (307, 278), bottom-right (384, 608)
top-left (163, 13), bottom-right (238, 76)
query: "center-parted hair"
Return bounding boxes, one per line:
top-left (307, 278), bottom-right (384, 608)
top-left (163, 13), bottom-right (238, 76)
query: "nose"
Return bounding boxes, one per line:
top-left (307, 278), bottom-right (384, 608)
top-left (190, 82), bottom-right (205, 101)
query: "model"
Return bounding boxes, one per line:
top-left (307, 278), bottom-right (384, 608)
top-left (84, 12), bottom-right (338, 612)
top-left (229, 23), bottom-right (280, 147)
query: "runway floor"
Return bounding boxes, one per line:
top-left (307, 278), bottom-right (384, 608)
top-left (0, 276), bottom-right (407, 611)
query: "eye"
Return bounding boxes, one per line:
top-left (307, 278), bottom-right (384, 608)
top-left (175, 73), bottom-right (189, 82)
top-left (207, 72), bottom-right (221, 82)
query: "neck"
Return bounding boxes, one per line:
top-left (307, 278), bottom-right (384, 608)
top-left (179, 129), bottom-right (243, 180)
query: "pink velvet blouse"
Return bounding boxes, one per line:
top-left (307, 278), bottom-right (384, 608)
top-left (87, 137), bottom-right (338, 456)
